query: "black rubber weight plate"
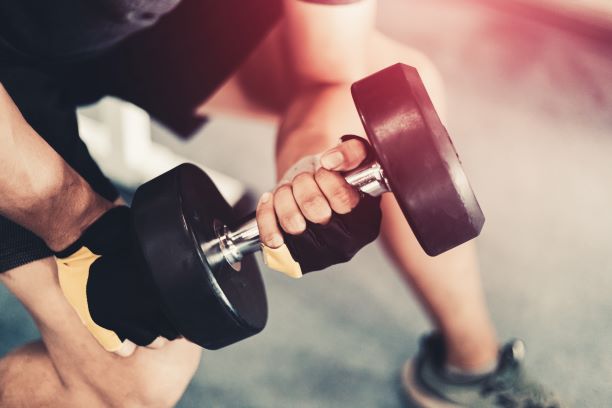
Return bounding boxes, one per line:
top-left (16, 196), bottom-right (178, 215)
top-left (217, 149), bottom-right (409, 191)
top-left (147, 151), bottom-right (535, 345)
top-left (132, 164), bottom-right (267, 349)
top-left (351, 63), bottom-right (485, 256)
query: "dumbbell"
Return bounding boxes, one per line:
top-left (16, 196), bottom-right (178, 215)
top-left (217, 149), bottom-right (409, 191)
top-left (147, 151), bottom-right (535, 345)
top-left (131, 63), bottom-right (484, 350)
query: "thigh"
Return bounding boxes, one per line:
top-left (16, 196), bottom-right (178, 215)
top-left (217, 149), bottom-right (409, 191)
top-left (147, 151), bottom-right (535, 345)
top-left (365, 32), bottom-right (446, 120)
top-left (71, 0), bottom-right (284, 138)
top-left (202, 29), bottom-right (447, 122)
top-left (201, 23), bottom-right (293, 122)
top-left (0, 258), bottom-right (201, 407)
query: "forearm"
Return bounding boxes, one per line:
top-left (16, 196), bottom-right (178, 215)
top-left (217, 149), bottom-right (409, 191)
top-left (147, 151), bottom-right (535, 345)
top-left (0, 84), bottom-right (111, 251)
top-left (275, 84), bottom-right (366, 177)
top-left (0, 256), bottom-right (200, 408)
top-left (276, 0), bottom-right (376, 175)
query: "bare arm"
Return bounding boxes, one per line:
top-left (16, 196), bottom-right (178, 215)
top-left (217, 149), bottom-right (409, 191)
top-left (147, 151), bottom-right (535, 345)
top-left (0, 83), bottom-right (111, 252)
top-left (0, 85), bottom-right (201, 407)
top-left (277, 0), bottom-right (445, 169)
top-left (275, 0), bottom-right (376, 174)
top-left (252, 1), bottom-right (380, 252)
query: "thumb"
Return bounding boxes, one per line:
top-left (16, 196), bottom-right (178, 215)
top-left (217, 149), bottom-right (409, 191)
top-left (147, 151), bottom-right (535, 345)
top-left (320, 135), bottom-right (369, 172)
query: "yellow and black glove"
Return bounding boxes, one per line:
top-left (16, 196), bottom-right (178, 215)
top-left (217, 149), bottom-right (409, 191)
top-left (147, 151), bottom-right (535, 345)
top-left (261, 136), bottom-right (383, 278)
top-left (283, 194), bottom-right (382, 273)
top-left (54, 206), bottom-right (178, 352)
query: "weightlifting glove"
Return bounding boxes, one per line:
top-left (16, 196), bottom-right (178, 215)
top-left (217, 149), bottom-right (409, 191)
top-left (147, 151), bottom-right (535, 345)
top-left (284, 193), bottom-right (381, 272)
top-left (262, 135), bottom-right (382, 277)
top-left (54, 206), bottom-right (179, 352)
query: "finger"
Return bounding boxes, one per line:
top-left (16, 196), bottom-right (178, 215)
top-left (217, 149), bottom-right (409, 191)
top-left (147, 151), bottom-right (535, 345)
top-left (292, 172), bottom-right (332, 224)
top-left (146, 336), bottom-right (168, 350)
top-left (320, 136), bottom-right (369, 171)
top-left (273, 184), bottom-right (307, 235)
top-left (256, 192), bottom-right (284, 248)
top-left (315, 168), bottom-right (360, 214)
top-left (114, 339), bottom-right (137, 357)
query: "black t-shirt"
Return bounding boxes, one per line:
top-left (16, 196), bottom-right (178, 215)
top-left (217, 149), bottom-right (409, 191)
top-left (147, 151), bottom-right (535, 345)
top-left (0, 0), bottom-right (287, 273)
top-left (0, 0), bottom-right (362, 59)
top-left (0, 0), bottom-right (181, 58)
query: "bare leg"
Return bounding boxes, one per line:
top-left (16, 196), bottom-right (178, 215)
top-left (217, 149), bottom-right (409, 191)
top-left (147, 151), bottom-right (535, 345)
top-left (0, 258), bottom-right (201, 407)
top-left (380, 196), bottom-right (498, 369)
top-left (367, 35), bottom-right (499, 370)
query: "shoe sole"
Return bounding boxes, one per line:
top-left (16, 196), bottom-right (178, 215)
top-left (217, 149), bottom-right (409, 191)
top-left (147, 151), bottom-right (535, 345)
top-left (401, 360), bottom-right (460, 408)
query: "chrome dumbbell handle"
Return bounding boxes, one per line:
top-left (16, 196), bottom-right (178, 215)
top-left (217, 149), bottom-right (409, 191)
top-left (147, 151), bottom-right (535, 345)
top-left (201, 162), bottom-right (390, 271)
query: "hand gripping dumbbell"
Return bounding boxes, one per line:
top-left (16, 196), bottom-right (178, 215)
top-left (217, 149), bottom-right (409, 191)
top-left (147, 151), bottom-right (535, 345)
top-left (131, 63), bottom-right (484, 350)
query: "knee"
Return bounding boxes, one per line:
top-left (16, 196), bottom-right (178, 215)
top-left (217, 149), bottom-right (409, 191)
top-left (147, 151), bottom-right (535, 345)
top-left (367, 32), bottom-right (447, 120)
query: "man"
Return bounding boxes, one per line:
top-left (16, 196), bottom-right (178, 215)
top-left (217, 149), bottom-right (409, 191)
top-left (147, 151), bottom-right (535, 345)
top-left (0, 0), bottom-right (560, 406)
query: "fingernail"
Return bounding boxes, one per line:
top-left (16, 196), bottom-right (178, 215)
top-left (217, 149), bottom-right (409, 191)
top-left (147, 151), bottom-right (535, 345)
top-left (260, 192), bottom-right (272, 204)
top-left (268, 233), bottom-right (284, 248)
top-left (321, 151), bottom-right (344, 169)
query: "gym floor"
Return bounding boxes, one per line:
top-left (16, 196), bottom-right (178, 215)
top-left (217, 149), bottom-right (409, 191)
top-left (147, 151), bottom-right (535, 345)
top-left (1, 0), bottom-right (610, 406)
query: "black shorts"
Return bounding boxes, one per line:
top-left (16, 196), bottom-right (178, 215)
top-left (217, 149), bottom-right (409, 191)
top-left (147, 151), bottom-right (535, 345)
top-left (0, 0), bottom-right (282, 273)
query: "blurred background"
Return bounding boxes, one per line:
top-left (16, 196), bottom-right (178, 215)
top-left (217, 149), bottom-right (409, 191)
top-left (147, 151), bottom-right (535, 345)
top-left (1, 0), bottom-right (611, 406)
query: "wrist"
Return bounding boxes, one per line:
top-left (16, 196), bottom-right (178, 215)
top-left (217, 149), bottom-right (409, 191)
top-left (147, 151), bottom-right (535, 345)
top-left (44, 176), bottom-right (114, 252)
top-left (276, 130), bottom-right (329, 178)
top-left (276, 84), bottom-right (363, 176)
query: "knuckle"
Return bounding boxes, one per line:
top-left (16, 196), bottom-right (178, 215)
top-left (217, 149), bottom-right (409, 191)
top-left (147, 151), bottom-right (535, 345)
top-left (301, 194), bottom-right (325, 211)
top-left (273, 192), bottom-right (295, 213)
top-left (314, 167), bottom-right (333, 181)
top-left (301, 196), bottom-right (331, 222)
top-left (314, 168), bottom-right (340, 189)
top-left (276, 183), bottom-right (292, 194)
top-left (331, 188), bottom-right (357, 213)
top-left (292, 171), bottom-right (313, 185)
top-left (279, 219), bottom-right (298, 234)
top-left (279, 214), bottom-right (295, 228)
top-left (273, 185), bottom-right (292, 201)
top-left (281, 215), bottom-right (306, 234)
top-left (272, 197), bottom-right (288, 213)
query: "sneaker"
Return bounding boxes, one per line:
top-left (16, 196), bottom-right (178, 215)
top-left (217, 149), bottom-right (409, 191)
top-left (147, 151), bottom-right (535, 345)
top-left (401, 333), bottom-right (563, 408)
